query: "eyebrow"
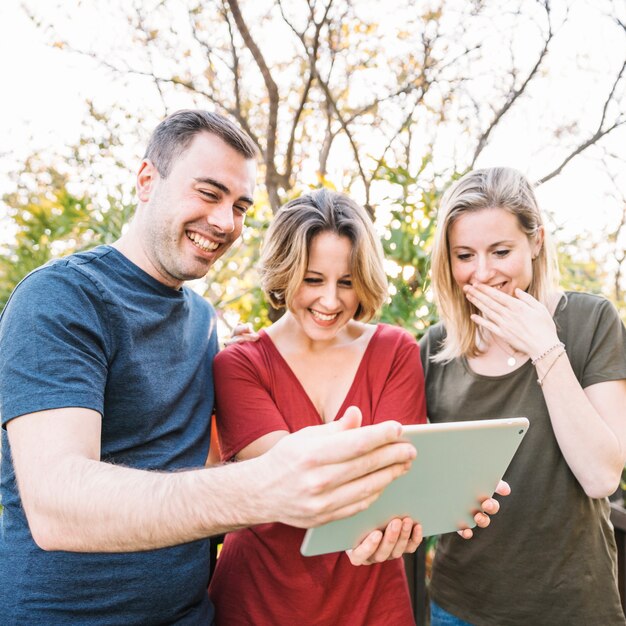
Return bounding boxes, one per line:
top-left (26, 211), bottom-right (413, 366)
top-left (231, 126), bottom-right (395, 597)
top-left (306, 270), bottom-right (352, 278)
top-left (451, 240), bottom-right (516, 250)
top-left (194, 177), bottom-right (254, 205)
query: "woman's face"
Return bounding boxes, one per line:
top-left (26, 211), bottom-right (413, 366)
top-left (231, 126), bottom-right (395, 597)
top-left (288, 231), bottom-right (360, 342)
top-left (448, 207), bottom-right (542, 296)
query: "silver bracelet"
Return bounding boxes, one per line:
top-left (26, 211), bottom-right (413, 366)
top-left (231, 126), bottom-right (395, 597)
top-left (531, 341), bottom-right (565, 365)
top-left (537, 348), bottom-right (566, 387)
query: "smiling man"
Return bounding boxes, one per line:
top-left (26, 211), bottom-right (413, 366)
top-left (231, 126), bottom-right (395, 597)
top-left (0, 110), bottom-right (417, 625)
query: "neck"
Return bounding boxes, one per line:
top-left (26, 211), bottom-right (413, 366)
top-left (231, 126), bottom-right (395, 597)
top-left (113, 224), bottom-right (183, 290)
top-left (270, 312), bottom-right (353, 355)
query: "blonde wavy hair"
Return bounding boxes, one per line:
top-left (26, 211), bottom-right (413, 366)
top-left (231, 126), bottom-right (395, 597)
top-left (259, 189), bottom-right (388, 322)
top-left (430, 167), bottom-right (560, 362)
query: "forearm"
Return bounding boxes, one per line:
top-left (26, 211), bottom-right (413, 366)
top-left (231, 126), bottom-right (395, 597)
top-left (26, 454), bottom-right (272, 552)
top-left (538, 354), bottom-right (623, 498)
top-left (14, 407), bottom-right (416, 552)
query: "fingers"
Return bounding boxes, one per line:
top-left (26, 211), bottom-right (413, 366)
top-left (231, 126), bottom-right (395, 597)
top-left (346, 529), bottom-right (384, 566)
top-left (294, 412), bottom-right (415, 468)
top-left (513, 288), bottom-right (532, 302)
top-left (469, 313), bottom-right (501, 336)
top-left (480, 495), bottom-right (500, 515)
top-left (464, 284), bottom-right (511, 313)
top-left (224, 323), bottom-right (260, 346)
top-left (303, 457), bottom-right (414, 526)
top-left (473, 510), bottom-right (491, 529)
top-left (494, 480), bottom-right (511, 497)
top-left (346, 518), bottom-right (422, 566)
top-left (466, 283), bottom-right (519, 307)
top-left (464, 483), bottom-right (511, 537)
top-left (405, 522), bottom-right (423, 554)
top-left (385, 518), bottom-right (414, 560)
top-left (336, 405), bottom-right (363, 431)
top-left (266, 409), bottom-right (418, 528)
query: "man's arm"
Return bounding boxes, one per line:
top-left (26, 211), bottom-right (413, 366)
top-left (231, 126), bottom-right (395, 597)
top-left (8, 406), bottom-right (415, 552)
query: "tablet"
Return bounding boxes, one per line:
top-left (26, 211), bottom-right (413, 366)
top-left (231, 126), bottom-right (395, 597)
top-left (300, 417), bottom-right (529, 557)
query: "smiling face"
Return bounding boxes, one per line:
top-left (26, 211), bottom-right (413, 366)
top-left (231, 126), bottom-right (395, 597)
top-left (136, 131), bottom-right (257, 288)
top-left (448, 207), bottom-right (543, 296)
top-left (288, 231), bottom-right (360, 342)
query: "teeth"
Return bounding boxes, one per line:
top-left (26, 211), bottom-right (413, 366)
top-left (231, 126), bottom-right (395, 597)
top-left (187, 232), bottom-right (219, 252)
top-left (310, 310), bottom-right (338, 321)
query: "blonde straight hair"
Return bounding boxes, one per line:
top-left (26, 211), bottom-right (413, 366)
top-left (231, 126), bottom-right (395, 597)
top-left (430, 167), bottom-right (560, 362)
top-left (259, 189), bottom-right (388, 322)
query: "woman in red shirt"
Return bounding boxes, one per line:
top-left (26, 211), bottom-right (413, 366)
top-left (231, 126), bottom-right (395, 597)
top-left (208, 189), bottom-right (501, 625)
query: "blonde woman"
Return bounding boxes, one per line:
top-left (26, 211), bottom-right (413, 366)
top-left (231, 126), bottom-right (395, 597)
top-left (420, 167), bottom-right (626, 626)
top-left (208, 189), bottom-right (501, 626)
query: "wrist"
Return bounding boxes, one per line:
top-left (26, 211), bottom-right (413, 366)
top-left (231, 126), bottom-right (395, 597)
top-left (534, 344), bottom-right (567, 387)
top-left (531, 341), bottom-right (565, 365)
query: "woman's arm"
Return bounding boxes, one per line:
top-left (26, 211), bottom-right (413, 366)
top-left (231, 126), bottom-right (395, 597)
top-left (465, 284), bottom-right (626, 498)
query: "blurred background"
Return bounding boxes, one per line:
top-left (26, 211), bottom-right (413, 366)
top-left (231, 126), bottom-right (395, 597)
top-left (1, 0), bottom-right (624, 336)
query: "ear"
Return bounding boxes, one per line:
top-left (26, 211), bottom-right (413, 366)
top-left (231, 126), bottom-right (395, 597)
top-left (136, 159), bottom-right (158, 202)
top-left (532, 226), bottom-right (545, 259)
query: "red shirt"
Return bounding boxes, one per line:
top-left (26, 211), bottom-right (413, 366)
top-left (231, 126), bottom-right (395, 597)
top-left (209, 324), bottom-right (427, 626)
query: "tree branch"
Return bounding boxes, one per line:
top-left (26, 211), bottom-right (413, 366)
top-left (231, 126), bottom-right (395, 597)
top-left (537, 58), bottom-right (626, 185)
top-left (225, 0), bottom-right (282, 210)
top-left (470, 1), bottom-right (553, 167)
top-left (278, 0), bottom-right (335, 187)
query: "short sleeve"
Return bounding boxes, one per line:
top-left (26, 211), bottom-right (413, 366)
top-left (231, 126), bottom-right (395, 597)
top-left (0, 266), bottom-right (110, 425)
top-left (579, 297), bottom-right (626, 388)
top-left (214, 344), bottom-right (289, 460)
top-left (372, 327), bottom-right (427, 426)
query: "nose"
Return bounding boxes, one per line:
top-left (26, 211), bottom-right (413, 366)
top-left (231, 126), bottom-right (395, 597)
top-left (319, 283), bottom-right (340, 310)
top-left (207, 203), bottom-right (235, 234)
top-left (472, 255), bottom-right (494, 284)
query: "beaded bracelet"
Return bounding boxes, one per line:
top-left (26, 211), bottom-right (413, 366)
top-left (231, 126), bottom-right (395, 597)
top-left (537, 348), bottom-right (566, 387)
top-left (531, 341), bottom-right (565, 365)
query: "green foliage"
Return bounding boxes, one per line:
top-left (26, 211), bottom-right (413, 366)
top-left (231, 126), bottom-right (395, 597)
top-left (0, 159), bottom-right (135, 311)
top-left (376, 161), bottom-right (442, 339)
top-left (557, 240), bottom-right (606, 296)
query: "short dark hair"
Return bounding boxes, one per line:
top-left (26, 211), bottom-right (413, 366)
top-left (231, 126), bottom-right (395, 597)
top-left (144, 109), bottom-right (258, 177)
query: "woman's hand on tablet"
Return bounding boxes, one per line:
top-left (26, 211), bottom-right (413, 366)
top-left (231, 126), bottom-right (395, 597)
top-left (457, 480), bottom-right (511, 539)
top-left (345, 517), bottom-right (423, 566)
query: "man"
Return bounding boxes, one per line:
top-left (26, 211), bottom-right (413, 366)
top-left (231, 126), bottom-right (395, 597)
top-left (0, 110), bottom-right (417, 624)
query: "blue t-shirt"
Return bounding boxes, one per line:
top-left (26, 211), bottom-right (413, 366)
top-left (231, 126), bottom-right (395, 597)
top-left (0, 246), bottom-right (218, 625)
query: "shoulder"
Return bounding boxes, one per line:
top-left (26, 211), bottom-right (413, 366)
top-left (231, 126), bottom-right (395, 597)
top-left (558, 291), bottom-right (622, 327)
top-left (562, 290), bottom-right (611, 308)
top-left (418, 322), bottom-right (446, 351)
top-left (182, 286), bottom-right (215, 315)
top-left (374, 323), bottom-right (418, 348)
top-left (215, 332), bottom-right (268, 368)
top-left (3, 253), bottom-right (109, 317)
top-left (368, 324), bottom-right (422, 371)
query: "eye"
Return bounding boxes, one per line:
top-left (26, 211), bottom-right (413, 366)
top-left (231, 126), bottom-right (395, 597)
top-left (456, 253), bottom-right (472, 261)
top-left (339, 279), bottom-right (353, 288)
top-left (303, 277), bottom-right (322, 285)
top-left (494, 249), bottom-right (510, 258)
top-left (199, 190), bottom-right (218, 201)
top-left (234, 204), bottom-right (249, 216)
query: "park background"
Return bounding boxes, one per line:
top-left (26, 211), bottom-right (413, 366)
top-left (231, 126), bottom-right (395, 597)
top-left (1, 0), bottom-right (625, 336)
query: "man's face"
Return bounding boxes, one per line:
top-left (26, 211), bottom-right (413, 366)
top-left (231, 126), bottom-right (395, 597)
top-left (137, 132), bottom-right (257, 288)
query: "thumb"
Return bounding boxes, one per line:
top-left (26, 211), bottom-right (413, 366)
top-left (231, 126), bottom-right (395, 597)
top-left (336, 405), bottom-right (362, 430)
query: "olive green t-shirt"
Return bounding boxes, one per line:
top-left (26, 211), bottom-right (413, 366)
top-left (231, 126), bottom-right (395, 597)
top-left (419, 292), bottom-right (626, 626)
